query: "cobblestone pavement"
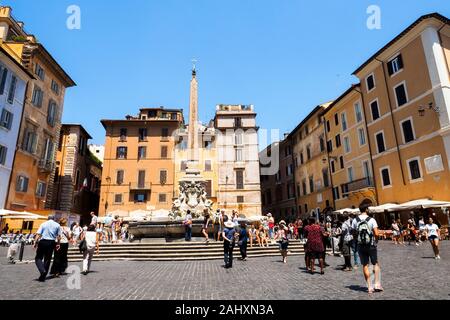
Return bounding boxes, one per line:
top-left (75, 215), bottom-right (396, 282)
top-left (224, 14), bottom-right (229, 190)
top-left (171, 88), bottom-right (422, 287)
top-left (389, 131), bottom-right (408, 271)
top-left (0, 241), bottom-right (449, 300)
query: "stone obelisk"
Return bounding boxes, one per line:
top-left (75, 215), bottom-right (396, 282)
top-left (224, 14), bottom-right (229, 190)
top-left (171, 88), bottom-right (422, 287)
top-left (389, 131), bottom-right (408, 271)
top-left (188, 66), bottom-right (199, 161)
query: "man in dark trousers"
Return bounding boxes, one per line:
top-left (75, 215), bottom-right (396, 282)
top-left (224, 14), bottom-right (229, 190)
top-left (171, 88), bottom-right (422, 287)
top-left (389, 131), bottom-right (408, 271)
top-left (33, 216), bottom-right (61, 282)
top-left (222, 218), bottom-right (236, 268)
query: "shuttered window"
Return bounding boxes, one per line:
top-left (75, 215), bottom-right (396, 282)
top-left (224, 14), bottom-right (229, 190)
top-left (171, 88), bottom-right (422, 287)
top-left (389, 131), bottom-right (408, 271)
top-left (7, 75), bottom-right (17, 104)
top-left (160, 170), bottom-right (167, 185)
top-left (0, 109), bottom-right (13, 129)
top-left (116, 170), bottom-right (124, 185)
top-left (236, 170), bottom-right (244, 189)
top-left (0, 67), bottom-right (8, 95)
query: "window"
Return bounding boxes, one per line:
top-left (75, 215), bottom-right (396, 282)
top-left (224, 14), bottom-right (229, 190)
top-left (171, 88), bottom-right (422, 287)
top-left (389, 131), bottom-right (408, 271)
top-left (171, 113), bottom-right (177, 120)
top-left (160, 146), bottom-right (168, 158)
top-left (161, 128), bottom-right (169, 137)
top-left (135, 192), bottom-right (147, 203)
top-left (370, 100), bottom-right (380, 121)
top-left (205, 160), bottom-right (212, 171)
top-left (36, 181), bottom-right (47, 198)
top-left (335, 134), bottom-right (341, 148)
top-left (375, 132), bottom-right (385, 153)
top-left (51, 80), bottom-right (60, 95)
top-left (304, 204), bottom-right (308, 213)
top-left (138, 128), bottom-right (147, 141)
top-left (116, 170), bottom-right (124, 185)
top-left (138, 170), bottom-right (146, 188)
top-left (78, 136), bottom-right (85, 156)
top-left (330, 160), bottom-right (335, 173)
top-left (300, 152), bottom-right (304, 165)
top-left (343, 136), bottom-right (351, 153)
top-left (75, 170), bottom-right (80, 189)
top-left (16, 175), bottom-right (29, 192)
top-left (319, 137), bottom-right (325, 152)
top-left (407, 158), bottom-right (422, 181)
top-left (236, 170), bottom-right (244, 189)
top-left (305, 125), bottom-right (309, 135)
top-left (235, 148), bottom-right (243, 162)
top-left (160, 170), bottom-right (167, 185)
top-left (341, 113), bottom-right (348, 131)
top-left (326, 120), bottom-right (331, 132)
top-left (339, 156), bottom-right (344, 169)
top-left (347, 167), bottom-right (354, 182)
top-left (333, 186), bottom-right (340, 200)
top-left (401, 118), bottom-right (415, 144)
top-left (42, 138), bottom-right (54, 162)
top-left (119, 128), bottom-right (127, 141)
top-left (114, 194), bottom-right (123, 204)
top-left (327, 140), bottom-right (333, 153)
top-left (334, 113), bottom-right (339, 126)
top-left (306, 145), bottom-right (311, 160)
top-left (0, 109), bottom-right (13, 129)
top-left (181, 161), bottom-right (188, 171)
top-left (380, 167), bottom-right (391, 187)
top-left (302, 179), bottom-right (307, 196)
top-left (138, 146), bottom-right (147, 160)
top-left (7, 75), bottom-right (17, 104)
top-left (354, 102), bottom-right (363, 123)
top-left (47, 100), bottom-right (58, 127)
top-left (358, 128), bottom-right (366, 146)
top-left (309, 175), bottom-right (314, 193)
top-left (394, 83), bottom-right (408, 107)
top-left (22, 128), bottom-right (37, 154)
top-left (363, 160), bottom-right (371, 179)
top-left (366, 74), bottom-right (375, 92)
top-left (388, 54), bottom-right (404, 76)
top-left (32, 86), bottom-right (44, 107)
top-left (234, 117), bottom-right (242, 128)
top-left (116, 147), bottom-right (127, 159)
top-left (0, 67), bottom-right (8, 95)
top-left (235, 132), bottom-right (243, 145)
top-left (35, 64), bottom-right (45, 80)
top-left (237, 196), bottom-right (244, 203)
top-left (322, 168), bottom-right (329, 187)
top-left (0, 145), bottom-right (7, 165)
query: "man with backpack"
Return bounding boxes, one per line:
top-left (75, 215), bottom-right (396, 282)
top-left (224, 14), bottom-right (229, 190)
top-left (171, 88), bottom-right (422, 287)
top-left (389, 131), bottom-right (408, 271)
top-left (351, 206), bottom-right (383, 294)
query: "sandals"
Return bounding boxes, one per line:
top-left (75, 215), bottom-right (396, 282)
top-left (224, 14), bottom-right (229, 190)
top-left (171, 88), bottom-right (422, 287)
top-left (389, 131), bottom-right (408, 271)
top-left (374, 285), bottom-right (384, 292)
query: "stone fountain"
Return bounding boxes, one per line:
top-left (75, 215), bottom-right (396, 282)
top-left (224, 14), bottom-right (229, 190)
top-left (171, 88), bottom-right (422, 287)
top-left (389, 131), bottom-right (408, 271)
top-left (128, 168), bottom-right (214, 240)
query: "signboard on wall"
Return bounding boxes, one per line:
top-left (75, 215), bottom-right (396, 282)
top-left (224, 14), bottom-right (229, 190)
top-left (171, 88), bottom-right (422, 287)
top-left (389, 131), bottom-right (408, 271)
top-left (424, 155), bottom-right (444, 174)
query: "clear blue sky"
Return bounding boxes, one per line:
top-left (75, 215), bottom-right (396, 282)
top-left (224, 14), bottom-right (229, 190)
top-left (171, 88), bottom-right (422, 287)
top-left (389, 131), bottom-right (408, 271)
top-left (2, 0), bottom-right (450, 147)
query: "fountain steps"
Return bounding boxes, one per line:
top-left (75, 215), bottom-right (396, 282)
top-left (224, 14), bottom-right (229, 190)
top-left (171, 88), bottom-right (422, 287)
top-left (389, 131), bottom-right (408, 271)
top-left (66, 241), bottom-right (333, 262)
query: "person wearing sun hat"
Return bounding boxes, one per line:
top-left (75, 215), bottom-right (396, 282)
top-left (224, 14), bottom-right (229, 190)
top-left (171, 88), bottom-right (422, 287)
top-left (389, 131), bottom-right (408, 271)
top-left (222, 216), bottom-right (237, 268)
top-left (275, 220), bottom-right (289, 263)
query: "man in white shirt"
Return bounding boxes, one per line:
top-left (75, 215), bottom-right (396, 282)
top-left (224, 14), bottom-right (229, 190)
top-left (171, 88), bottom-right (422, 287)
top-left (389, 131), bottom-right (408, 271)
top-left (351, 206), bottom-right (382, 294)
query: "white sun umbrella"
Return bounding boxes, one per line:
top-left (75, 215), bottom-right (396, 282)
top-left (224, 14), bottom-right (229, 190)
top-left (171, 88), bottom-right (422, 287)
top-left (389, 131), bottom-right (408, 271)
top-left (394, 199), bottom-right (450, 211)
top-left (368, 203), bottom-right (401, 214)
top-left (333, 208), bottom-right (360, 215)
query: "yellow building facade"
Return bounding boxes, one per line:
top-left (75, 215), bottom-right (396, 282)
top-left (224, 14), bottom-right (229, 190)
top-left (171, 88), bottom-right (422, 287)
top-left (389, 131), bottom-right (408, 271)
top-left (99, 108), bottom-right (184, 217)
top-left (290, 103), bottom-right (334, 218)
top-left (353, 13), bottom-right (450, 204)
top-left (322, 85), bottom-right (377, 210)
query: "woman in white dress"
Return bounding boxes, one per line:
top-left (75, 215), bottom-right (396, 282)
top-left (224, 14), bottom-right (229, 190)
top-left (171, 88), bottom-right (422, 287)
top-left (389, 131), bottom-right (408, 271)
top-left (80, 224), bottom-right (99, 275)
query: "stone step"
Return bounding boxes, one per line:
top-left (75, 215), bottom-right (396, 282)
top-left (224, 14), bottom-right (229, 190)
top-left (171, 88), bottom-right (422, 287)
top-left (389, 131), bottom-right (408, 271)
top-left (67, 245), bottom-right (305, 254)
top-left (67, 252), bottom-right (308, 262)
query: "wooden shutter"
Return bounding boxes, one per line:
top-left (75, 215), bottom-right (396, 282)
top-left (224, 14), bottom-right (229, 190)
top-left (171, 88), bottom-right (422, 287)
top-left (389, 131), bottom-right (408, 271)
top-left (138, 170), bottom-right (145, 188)
top-left (236, 170), bottom-right (244, 189)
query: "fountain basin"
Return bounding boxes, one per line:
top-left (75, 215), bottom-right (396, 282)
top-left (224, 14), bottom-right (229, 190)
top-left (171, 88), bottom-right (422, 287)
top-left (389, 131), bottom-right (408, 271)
top-left (128, 220), bottom-right (206, 240)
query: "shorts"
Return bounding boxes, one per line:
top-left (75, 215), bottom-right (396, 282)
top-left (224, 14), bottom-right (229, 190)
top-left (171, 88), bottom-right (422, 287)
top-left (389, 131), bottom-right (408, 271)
top-left (214, 224), bottom-right (220, 233)
top-left (342, 242), bottom-right (351, 256)
top-left (358, 245), bottom-right (378, 266)
top-left (428, 235), bottom-right (438, 241)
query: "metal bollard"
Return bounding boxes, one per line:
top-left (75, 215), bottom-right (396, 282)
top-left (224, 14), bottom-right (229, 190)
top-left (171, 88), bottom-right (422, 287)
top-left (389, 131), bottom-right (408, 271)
top-left (19, 240), bottom-right (25, 262)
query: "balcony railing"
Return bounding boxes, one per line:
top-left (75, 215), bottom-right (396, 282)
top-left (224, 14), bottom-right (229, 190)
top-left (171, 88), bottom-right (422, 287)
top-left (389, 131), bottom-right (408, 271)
top-left (346, 177), bottom-right (374, 193)
top-left (38, 159), bottom-right (54, 173)
top-left (129, 182), bottom-right (152, 191)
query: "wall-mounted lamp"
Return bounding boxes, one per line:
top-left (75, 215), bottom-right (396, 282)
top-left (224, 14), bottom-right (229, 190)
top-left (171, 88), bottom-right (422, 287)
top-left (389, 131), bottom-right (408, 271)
top-left (418, 102), bottom-right (440, 117)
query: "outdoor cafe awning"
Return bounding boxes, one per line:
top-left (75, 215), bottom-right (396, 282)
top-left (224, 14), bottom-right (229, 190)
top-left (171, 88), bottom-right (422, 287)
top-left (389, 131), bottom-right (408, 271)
top-left (0, 209), bottom-right (46, 219)
top-left (368, 199), bottom-right (450, 214)
top-left (333, 208), bottom-right (361, 215)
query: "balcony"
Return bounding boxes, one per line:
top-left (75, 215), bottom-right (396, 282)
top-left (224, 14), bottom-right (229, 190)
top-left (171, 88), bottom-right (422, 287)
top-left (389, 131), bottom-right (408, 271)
top-left (346, 177), bottom-right (374, 193)
top-left (129, 182), bottom-right (152, 191)
top-left (38, 159), bottom-right (54, 173)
